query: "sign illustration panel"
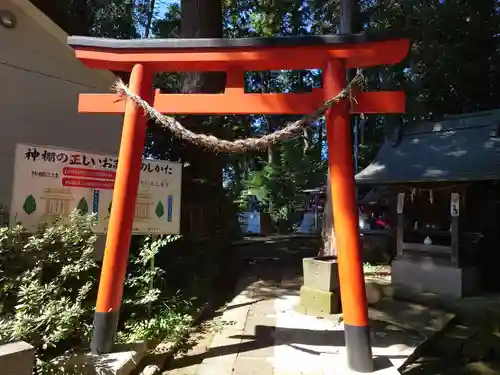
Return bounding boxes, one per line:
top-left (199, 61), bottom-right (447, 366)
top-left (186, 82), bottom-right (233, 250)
top-left (10, 143), bottom-right (182, 235)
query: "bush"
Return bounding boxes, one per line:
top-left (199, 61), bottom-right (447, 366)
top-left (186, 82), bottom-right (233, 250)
top-left (0, 211), bottom-right (195, 373)
top-left (0, 212), bottom-right (99, 353)
top-left (117, 235), bottom-right (194, 345)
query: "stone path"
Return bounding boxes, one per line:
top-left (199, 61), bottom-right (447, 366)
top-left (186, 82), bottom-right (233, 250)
top-left (188, 269), bottom-right (453, 375)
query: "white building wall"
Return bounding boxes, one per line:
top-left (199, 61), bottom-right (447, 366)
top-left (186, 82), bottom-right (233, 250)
top-left (0, 0), bottom-right (123, 208)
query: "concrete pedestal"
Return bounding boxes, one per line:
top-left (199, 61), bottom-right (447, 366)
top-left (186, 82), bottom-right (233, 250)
top-left (51, 342), bottom-right (147, 375)
top-left (298, 257), bottom-right (341, 315)
top-left (392, 257), bottom-right (479, 299)
top-left (0, 341), bottom-right (35, 375)
top-left (299, 285), bottom-right (342, 315)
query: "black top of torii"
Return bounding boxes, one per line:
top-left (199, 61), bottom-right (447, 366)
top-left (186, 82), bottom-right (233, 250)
top-left (68, 29), bottom-right (408, 50)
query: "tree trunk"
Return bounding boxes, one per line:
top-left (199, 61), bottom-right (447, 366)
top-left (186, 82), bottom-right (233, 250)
top-left (144, 0), bottom-right (157, 38)
top-left (180, 0), bottom-right (225, 183)
top-left (180, 0), bottom-right (233, 237)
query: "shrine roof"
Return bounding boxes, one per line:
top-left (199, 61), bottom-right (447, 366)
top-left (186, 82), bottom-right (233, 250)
top-left (355, 109), bottom-right (500, 184)
top-left (68, 30), bottom-right (404, 50)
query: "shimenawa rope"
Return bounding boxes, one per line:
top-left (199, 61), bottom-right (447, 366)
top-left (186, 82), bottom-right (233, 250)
top-left (112, 69), bottom-right (364, 153)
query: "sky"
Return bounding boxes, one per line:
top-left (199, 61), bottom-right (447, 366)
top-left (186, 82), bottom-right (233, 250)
top-left (155, 0), bottom-right (179, 21)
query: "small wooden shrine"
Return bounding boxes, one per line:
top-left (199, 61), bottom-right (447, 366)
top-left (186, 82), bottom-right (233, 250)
top-left (356, 109), bottom-right (500, 297)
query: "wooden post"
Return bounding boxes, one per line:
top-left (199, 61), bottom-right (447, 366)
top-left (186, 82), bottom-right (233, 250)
top-left (397, 214), bottom-right (404, 257)
top-left (396, 192), bottom-right (405, 257)
top-left (324, 59), bottom-right (373, 373)
top-left (450, 192), bottom-right (460, 267)
top-left (90, 64), bottom-right (154, 354)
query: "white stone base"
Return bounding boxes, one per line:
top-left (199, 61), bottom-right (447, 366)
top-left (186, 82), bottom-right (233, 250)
top-left (51, 342), bottom-right (147, 375)
top-left (392, 257), bottom-right (479, 298)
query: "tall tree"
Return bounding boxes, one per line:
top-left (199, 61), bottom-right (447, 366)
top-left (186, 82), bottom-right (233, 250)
top-left (177, 0), bottom-right (239, 236)
top-left (179, 0), bottom-right (225, 180)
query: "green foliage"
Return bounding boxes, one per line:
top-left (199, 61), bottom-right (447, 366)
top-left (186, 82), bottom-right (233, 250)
top-left (117, 235), bottom-right (193, 344)
top-left (117, 303), bottom-right (193, 344)
top-left (361, 0), bottom-right (500, 120)
top-left (0, 212), bottom-right (193, 372)
top-left (123, 235), bottom-right (181, 311)
top-left (239, 136), bottom-right (327, 231)
top-left (0, 212), bottom-right (99, 355)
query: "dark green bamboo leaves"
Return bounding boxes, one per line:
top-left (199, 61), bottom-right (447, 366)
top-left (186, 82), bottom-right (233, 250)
top-left (23, 194), bottom-right (37, 215)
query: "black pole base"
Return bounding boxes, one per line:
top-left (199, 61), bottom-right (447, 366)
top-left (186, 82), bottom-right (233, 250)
top-left (90, 310), bottom-right (120, 354)
top-left (344, 323), bottom-right (374, 373)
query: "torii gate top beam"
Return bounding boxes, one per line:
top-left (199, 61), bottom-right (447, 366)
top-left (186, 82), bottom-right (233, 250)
top-left (68, 32), bottom-right (410, 72)
top-left (68, 32), bottom-right (410, 116)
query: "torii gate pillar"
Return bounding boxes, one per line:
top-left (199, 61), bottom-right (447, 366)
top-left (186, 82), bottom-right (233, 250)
top-left (68, 33), bottom-right (409, 372)
top-left (90, 64), bottom-right (154, 354)
top-left (325, 60), bottom-right (372, 371)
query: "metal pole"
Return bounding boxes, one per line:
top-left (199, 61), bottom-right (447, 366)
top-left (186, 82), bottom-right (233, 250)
top-left (324, 60), bottom-right (373, 373)
top-left (90, 64), bottom-right (154, 354)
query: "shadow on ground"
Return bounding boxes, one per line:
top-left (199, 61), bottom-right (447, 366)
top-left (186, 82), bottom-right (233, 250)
top-left (163, 236), bottom-right (319, 373)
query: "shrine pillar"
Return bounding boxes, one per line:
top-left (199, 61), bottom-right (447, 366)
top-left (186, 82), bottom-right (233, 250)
top-left (90, 64), bottom-right (154, 354)
top-left (324, 60), bottom-right (373, 372)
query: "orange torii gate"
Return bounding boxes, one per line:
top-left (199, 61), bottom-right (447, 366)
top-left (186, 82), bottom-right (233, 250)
top-left (68, 32), bottom-right (409, 372)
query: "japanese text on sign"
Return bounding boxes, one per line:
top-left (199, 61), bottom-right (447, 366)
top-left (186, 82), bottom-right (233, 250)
top-left (24, 147), bottom-right (173, 175)
top-left (11, 143), bottom-right (182, 235)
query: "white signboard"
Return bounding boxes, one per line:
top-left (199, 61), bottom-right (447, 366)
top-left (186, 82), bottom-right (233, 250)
top-left (450, 192), bottom-right (460, 217)
top-left (10, 143), bottom-right (182, 235)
